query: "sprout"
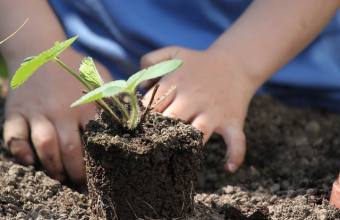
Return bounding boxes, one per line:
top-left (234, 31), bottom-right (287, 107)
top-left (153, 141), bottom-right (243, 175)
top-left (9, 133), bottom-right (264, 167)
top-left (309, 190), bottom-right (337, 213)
top-left (10, 37), bottom-right (182, 129)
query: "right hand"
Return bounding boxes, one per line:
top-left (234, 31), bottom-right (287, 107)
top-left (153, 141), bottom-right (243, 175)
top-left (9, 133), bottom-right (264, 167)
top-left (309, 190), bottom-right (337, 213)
top-left (3, 50), bottom-right (113, 183)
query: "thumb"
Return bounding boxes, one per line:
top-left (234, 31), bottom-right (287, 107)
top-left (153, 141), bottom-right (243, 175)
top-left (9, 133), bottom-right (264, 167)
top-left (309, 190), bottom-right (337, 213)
top-left (217, 125), bottom-right (246, 173)
top-left (140, 46), bottom-right (182, 69)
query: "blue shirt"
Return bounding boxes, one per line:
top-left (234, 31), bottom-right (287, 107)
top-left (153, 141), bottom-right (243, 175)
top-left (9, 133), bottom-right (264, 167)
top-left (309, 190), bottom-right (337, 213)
top-left (49, 0), bottom-right (340, 112)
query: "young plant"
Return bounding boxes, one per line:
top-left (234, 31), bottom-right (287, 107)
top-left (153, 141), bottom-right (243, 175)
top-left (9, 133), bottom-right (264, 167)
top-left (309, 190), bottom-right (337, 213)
top-left (10, 36), bottom-right (182, 129)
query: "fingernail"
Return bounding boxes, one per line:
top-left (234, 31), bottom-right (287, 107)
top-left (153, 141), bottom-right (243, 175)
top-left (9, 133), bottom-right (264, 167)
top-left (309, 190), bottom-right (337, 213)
top-left (227, 163), bottom-right (238, 173)
top-left (24, 155), bottom-right (34, 165)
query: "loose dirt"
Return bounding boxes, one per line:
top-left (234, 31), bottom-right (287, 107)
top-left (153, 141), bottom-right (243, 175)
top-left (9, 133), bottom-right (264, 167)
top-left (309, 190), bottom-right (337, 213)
top-left (0, 95), bottom-right (339, 219)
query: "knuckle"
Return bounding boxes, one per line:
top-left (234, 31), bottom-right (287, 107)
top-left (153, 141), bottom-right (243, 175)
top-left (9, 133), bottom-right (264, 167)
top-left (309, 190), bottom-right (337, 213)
top-left (166, 46), bottom-right (181, 52)
top-left (140, 54), bottom-right (154, 67)
top-left (32, 132), bottom-right (55, 152)
top-left (46, 104), bottom-right (66, 115)
top-left (194, 120), bottom-right (209, 133)
top-left (224, 122), bottom-right (245, 140)
top-left (164, 110), bottom-right (178, 119)
top-left (10, 144), bottom-right (26, 157)
top-left (5, 101), bottom-right (23, 113)
top-left (60, 143), bottom-right (79, 158)
top-left (166, 46), bottom-right (182, 58)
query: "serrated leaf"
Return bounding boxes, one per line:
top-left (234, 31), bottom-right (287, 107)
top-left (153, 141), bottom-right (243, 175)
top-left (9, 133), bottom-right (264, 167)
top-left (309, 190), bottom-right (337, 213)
top-left (79, 57), bottom-right (104, 88)
top-left (126, 59), bottom-right (182, 92)
top-left (71, 80), bottom-right (127, 107)
top-left (10, 36), bottom-right (78, 89)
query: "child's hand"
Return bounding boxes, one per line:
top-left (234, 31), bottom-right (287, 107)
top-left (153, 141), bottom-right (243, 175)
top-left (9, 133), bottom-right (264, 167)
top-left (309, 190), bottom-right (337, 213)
top-left (141, 0), bottom-right (340, 173)
top-left (3, 50), bottom-right (113, 183)
top-left (142, 47), bottom-right (258, 172)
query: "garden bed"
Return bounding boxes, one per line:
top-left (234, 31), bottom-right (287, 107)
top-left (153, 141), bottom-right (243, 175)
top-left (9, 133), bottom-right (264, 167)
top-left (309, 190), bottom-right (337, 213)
top-left (0, 95), bottom-right (339, 219)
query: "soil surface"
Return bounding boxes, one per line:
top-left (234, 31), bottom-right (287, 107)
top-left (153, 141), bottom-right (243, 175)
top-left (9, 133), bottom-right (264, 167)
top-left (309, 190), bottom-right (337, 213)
top-left (0, 95), bottom-right (339, 219)
top-left (83, 110), bottom-right (203, 219)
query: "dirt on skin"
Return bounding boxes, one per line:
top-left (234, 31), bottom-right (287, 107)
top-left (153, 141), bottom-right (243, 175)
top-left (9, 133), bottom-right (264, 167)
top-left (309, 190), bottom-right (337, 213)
top-left (83, 110), bottom-right (203, 219)
top-left (0, 95), bottom-right (339, 219)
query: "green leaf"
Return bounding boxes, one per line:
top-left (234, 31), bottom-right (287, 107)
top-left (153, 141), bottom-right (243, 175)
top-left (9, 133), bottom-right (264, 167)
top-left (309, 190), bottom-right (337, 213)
top-left (79, 57), bottom-right (104, 88)
top-left (71, 80), bottom-right (127, 107)
top-left (126, 59), bottom-right (182, 92)
top-left (10, 36), bottom-right (78, 89)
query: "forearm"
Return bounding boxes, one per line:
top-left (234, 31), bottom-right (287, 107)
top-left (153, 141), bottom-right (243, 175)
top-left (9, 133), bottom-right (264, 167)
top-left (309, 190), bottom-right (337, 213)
top-left (0, 0), bottom-right (69, 73)
top-left (209, 0), bottom-right (340, 90)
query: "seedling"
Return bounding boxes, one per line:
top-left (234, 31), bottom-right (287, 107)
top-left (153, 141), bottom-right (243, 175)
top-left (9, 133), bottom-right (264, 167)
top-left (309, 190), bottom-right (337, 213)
top-left (10, 36), bottom-right (182, 129)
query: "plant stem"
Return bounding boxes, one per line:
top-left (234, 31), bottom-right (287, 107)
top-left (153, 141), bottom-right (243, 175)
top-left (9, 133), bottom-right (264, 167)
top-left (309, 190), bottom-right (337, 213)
top-left (54, 57), bottom-right (122, 124)
top-left (96, 100), bottom-right (123, 124)
top-left (74, 70), bottom-right (129, 122)
top-left (140, 84), bottom-right (159, 125)
top-left (128, 92), bottom-right (139, 129)
top-left (54, 57), bottom-right (91, 90)
top-left (111, 96), bottom-right (130, 122)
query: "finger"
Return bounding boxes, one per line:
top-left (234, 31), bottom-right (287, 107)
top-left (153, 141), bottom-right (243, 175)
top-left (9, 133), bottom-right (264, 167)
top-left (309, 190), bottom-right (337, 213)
top-left (143, 83), bottom-right (176, 113)
top-left (140, 46), bottom-right (182, 68)
top-left (217, 125), bottom-right (246, 173)
top-left (79, 104), bottom-right (97, 128)
top-left (3, 114), bottom-right (34, 165)
top-left (191, 114), bottom-right (214, 144)
top-left (55, 121), bottom-right (85, 183)
top-left (162, 98), bottom-right (193, 122)
top-left (30, 115), bottom-right (64, 180)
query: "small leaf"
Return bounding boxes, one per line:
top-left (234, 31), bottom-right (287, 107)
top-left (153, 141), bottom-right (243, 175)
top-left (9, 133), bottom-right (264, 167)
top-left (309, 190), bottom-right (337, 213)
top-left (71, 80), bottom-right (127, 107)
top-left (79, 57), bottom-right (104, 88)
top-left (10, 36), bottom-right (78, 89)
top-left (126, 59), bottom-right (182, 92)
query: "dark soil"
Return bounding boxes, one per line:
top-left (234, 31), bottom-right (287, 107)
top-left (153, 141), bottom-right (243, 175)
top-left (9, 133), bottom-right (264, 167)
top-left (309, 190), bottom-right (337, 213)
top-left (0, 161), bottom-right (90, 220)
top-left (197, 96), bottom-right (340, 219)
top-left (83, 110), bottom-right (203, 219)
top-left (0, 95), bottom-right (339, 219)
